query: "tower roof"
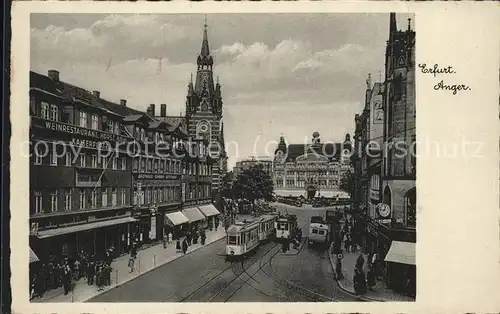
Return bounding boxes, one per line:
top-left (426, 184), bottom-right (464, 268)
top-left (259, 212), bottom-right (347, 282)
top-left (200, 16), bottom-right (210, 58)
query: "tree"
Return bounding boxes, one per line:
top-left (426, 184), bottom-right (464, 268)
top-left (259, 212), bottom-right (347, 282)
top-left (339, 170), bottom-right (355, 197)
top-left (232, 164), bottom-right (274, 209)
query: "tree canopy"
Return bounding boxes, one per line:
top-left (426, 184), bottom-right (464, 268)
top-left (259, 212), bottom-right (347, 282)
top-left (219, 171), bottom-right (234, 199)
top-left (232, 164), bottom-right (274, 203)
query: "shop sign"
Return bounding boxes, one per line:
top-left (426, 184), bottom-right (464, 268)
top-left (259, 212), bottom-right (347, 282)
top-left (41, 120), bottom-right (128, 143)
top-left (76, 172), bottom-right (101, 187)
top-left (134, 173), bottom-right (180, 180)
top-left (71, 138), bottom-right (112, 150)
top-left (376, 218), bottom-right (391, 224)
top-left (370, 189), bottom-right (380, 201)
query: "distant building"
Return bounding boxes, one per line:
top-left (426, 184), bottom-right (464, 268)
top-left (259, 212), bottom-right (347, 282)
top-left (272, 132), bottom-right (352, 199)
top-left (233, 156), bottom-right (273, 179)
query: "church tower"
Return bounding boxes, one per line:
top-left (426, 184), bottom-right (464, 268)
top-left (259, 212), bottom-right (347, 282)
top-left (185, 18), bottom-right (225, 192)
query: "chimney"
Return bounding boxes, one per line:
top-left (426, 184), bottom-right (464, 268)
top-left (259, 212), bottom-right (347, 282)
top-left (120, 99), bottom-right (127, 107)
top-left (150, 104), bottom-right (156, 117)
top-left (146, 105), bottom-right (153, 117)
top-left (92, 91), bottom-right (100, 98)
top-left (48, 70), bottom-right (59, 82)
top-left (160, 104), bottom-right (167, 117)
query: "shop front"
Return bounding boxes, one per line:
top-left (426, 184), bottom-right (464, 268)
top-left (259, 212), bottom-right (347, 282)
top-left (384, 240), bottom-right (416, 295)
top-left (198, 204), bottom-right (221, 231)
top-left (182, 206), bottom-right (206, 231)
top-left (32, 216), bottom-right (138, 261)
top-left (164, 211), bottom-right (189, 239)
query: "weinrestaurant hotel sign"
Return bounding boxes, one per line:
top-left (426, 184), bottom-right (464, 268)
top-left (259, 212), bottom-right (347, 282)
top-left (33, 117), bottom-right (130, 144)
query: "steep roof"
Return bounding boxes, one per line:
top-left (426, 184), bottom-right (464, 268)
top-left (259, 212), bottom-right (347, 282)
top-left (30, 71), bottom-right (61, 96)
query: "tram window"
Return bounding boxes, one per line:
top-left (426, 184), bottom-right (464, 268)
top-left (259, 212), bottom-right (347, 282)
top-left (228, 236), bottom-right (237, 245)
top-left (312, 229), bottom-right (318, 234)
top-left (285, 224), bottom-right (289, 231)
top-left (319, 230), bottom-right (325, 235)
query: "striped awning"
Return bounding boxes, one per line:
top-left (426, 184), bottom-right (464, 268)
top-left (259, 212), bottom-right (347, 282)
top-left (198, 204), bottom-right (221, 217)
top-left (182, 206), bottom-right (205, 223)
top-left (165, 211), bottom-right (189, 226)
top-left (29, 247), bottom-right (40, 263)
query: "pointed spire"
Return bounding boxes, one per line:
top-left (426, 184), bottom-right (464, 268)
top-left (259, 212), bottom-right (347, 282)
top-left (201, 16), bottom-right (210, 57)
top-left (190, 72), bottom-right (193, 84)
top-left (407, 18), bottom-right (412, 31)
top-left (216, 76), bottom-right (219, 85)
top-left (390, 13), bottom-right (397, 37)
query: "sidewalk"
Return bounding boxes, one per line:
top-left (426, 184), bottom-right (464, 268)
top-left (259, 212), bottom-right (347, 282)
top-left (33, 227), bottom-right (227, 303)
top-left (328, 244), bottom-right (414, 301)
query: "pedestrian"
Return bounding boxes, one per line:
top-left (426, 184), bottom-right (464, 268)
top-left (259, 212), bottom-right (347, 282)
top-left (131, 243), bottom-right (137, 259)
top-left (201, 232), bottom-right (206, 245)
top-left (163, 233), bottom-right (168, 249)
top-left (86, 260), bottom-right (95, 285)
top-left (73, 259), bottom-right (81, 280)
top-left (168, 232), bottom-right (173, 244)
top-left (182, 238), bottom-right (188, 254)
top-left (344, 234), bottom-right (351, 253)
top-left (128, 256), bottom-right (135, 273)
top-left (176, 239), bottom-right (181, 253)
top-left (62, 264), bottom-right (72, 295)
top-left (353, 268), bottom-right (367, 295)
top-left (366, 265), bottom-right (376, 291)
top-left (96, 266), bottom-right (103, 291)
top-left (335, 258), bottom-right (343, 280)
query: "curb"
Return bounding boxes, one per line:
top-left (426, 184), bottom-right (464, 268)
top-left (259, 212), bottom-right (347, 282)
top-left (81, 235), bottom-right (226, 302)
top-left (327, 244), bottom-right (382, 302)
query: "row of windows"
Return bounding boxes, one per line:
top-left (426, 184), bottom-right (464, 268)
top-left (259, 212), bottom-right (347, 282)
top-left (132, 157), bottom-right (182, 174)
top-left (33, 149), bottom-right (127, 170)
top-left (132, 186), bottom-right (181, 206)
top-left (32, 187), bottom-right (128, 214)
top-left (275, 171), bottom-right (340, 177)
top-left (185, 183), bottom-right (212, 200)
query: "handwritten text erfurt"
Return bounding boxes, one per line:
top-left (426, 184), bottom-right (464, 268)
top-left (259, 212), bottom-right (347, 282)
top-left (418, 63), bottom-right (471, 95)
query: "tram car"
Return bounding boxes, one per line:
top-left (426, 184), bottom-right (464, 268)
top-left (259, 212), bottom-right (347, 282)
top-left (275, 214), bottom-right (298, 242)
top-left (225, 220), bottom-right (260, 261)
top-left (258, 214), bottom-right (277, 241)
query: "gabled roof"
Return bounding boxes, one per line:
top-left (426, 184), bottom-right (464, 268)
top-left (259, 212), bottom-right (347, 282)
top-left (284, 143), bottom-right (347, 162)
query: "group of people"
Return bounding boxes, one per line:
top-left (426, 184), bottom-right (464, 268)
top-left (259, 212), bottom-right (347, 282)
top-left (174, 227), bottom-right (207, 254)
top-left (30, 247), bottom-right (116, 300)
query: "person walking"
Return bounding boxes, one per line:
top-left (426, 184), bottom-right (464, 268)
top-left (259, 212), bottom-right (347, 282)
top-left (86, 260), bottom-right (95, 285)
top-left (366, 265), bottom-right (376, 291)
top-left (62, 264), bottom-right (72, 295)
top-left (176, 239), bottom-right (181, 253)
top-left (335, 257), bottom-right (344, 280)
top-left (128, 256), bottom-right (135, 273)
top-left (163, 233), bottom-right (168, 249)
top-left (131, 243), bottom-right (137, 259)
top-left (201, 231), bottom-right (206, 245)
top-left (168, 232), bottom-right (173, 244)
top-left (182, 238), bottom-right (188, 255)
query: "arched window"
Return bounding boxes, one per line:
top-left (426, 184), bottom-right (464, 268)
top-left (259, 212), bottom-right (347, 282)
top-left (405, 187), bottom-right (416, 228)
top-left (201, 99), bottom-right (209, 112)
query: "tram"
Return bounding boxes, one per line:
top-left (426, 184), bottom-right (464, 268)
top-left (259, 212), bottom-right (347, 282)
top-left (257, 215), bottom-right (277, 241)
top-left (275, 214), bottom-right (298, 242)
top-left (225, 220), bottom-right (260, 261)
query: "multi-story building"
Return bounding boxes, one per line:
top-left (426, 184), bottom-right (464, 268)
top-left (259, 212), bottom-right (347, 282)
top-left (233, 156), bottom-right (273, 179)
top-left (351, 13), bottom-right (416, 295)
top-left (273, 132), bottom-right (352, 199)
top-left (29, 70), bottom-right (221, 264)
top-left (184, 21), bottom-right (227, 193)
top-left (29, 70), bottom-right (136, 260)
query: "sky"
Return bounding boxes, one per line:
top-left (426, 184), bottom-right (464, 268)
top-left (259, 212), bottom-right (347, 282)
top-left (31, 13), bottom-right (414, 170)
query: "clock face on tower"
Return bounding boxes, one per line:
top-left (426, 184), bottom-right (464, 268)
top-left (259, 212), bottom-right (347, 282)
top-left (197, 121), bottom-right (211, 140)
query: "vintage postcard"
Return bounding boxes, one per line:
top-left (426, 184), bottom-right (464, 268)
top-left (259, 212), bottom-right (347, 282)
top-left (9, 1), bottom-right (500, 314)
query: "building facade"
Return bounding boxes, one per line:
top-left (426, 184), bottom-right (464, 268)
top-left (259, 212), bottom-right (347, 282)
top-left (351, 13), bottom-right (416, 295)
top-left (185, 21), bottom-right (227, 193)
top-left (233, 157), bottom-right (273, 180)
top-left (273, 132), bottom-right (352, 199)
top-left (29, 69), bottom-right (220, 264)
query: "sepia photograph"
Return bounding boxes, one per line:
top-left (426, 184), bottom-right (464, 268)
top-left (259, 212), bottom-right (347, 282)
top-left (26, 12), bottom-right (417, 303)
